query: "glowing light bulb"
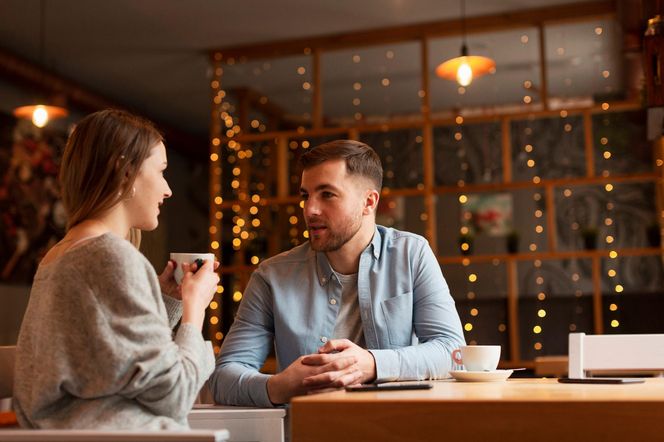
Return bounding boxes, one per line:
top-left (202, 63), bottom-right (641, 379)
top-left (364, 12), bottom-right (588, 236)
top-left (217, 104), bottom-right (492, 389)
top-left (456, 61), bottom-right (473, 86)
top-left (32, 106), bottom-right (49, 128)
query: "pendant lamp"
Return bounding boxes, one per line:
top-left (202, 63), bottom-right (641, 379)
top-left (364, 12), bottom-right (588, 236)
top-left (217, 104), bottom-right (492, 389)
top-left (435, 0), bottom-right (496, 87)
top-left (13, 0), bottom-right (68, 128)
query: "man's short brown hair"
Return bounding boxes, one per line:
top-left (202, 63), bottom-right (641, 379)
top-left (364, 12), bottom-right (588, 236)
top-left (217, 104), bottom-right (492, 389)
top-left (299, 140), bottom-right (383, 191)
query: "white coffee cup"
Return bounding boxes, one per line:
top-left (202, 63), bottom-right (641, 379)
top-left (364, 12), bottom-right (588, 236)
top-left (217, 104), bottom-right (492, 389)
top-left (170, 252), bottom-right (215, 284)
top-left (452, 345), bottom-right (501, 371)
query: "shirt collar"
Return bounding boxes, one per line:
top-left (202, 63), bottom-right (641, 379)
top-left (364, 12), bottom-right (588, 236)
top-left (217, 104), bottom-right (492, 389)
top-left (314, 226), bottom-right (382, 286)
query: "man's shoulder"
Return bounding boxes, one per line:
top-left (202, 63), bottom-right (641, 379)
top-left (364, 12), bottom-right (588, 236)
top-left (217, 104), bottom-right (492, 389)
top-left (377, 225), bottom-right (429, 249)
top-left (257, 241), bottom-right (313, 270)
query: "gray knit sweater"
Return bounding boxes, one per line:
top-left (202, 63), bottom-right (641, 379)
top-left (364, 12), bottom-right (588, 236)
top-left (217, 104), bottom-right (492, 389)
top-left (13, 233), bottom-right (215, 430)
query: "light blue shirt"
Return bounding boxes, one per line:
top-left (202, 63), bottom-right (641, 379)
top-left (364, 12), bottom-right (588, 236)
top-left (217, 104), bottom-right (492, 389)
top-left (210, 225), bottom-right (465, 407)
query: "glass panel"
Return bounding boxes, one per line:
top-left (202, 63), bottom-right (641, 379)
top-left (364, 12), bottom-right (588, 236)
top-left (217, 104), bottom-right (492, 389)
top-left (360, 128), bottom-right (424, 189)
top-left (444, 261), bottom-right (509, 358)
top-left (593, 110), bottom-right (651, 176)
top-left (545, 18), bottom-right (623, 106)
top-left (321, 42), bottom-right (421, 125)
top-left (436, 189), bottom-right (547, 256)
top-left (601, 256), bottom-right (664, 334)
top-left (511, 115), bottom-right (585, 181)
top-left (554, 183), bottom-right (657, 251)
top-left (376, 196), bottom-right (426, 237)
top-left (287, 134), bottom-right (344, 195)
top-left (221, 54), bottom-right (313, 131)
top-left (518, 259), bottom-right (594, 360)
top-left (218, 272), bottom-right (250, 336)
top-left (433, 121), bottom-right (502, 186)
top-left (429, 27), bottom-right (541, 113)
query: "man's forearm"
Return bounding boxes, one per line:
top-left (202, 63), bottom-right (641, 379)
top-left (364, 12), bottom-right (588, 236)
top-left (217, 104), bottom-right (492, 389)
top-left (210, 362), bottom-right (274, 407)
top-left (369, 339), bottom-right (459, 382)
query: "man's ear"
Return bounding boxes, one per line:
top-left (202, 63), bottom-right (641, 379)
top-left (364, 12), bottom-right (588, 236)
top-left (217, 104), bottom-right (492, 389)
top-left (363, 189), bottom-right (380, 215)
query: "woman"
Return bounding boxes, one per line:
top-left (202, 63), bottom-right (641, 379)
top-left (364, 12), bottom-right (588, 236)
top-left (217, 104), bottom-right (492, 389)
top-left (13, 109), bottom-right (219, 430)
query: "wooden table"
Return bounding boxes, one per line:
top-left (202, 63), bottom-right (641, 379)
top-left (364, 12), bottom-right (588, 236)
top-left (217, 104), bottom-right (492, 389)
top-left (291, 378), bottom-right (664, 442)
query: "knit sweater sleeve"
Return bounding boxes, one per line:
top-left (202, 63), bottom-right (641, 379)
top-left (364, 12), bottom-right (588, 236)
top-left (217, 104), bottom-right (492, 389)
top-left (65, 237), bottom-right (214, 421)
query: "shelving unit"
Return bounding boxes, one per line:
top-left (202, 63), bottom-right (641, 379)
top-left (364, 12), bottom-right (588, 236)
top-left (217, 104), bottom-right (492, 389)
top-left (205, 1), bottom-right (664, 364)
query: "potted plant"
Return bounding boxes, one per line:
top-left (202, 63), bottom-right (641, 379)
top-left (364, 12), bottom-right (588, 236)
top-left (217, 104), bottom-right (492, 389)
top-left (506, 230), bottom-right (519, 254)
top-left (581, 227), bottom-right (598, 250)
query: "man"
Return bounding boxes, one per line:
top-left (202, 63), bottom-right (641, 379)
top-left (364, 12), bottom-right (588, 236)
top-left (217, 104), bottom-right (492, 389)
top-left (210, 140), bottom-right (465, 406)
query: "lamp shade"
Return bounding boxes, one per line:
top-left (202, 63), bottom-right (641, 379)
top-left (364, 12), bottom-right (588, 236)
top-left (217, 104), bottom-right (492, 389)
top-left (13, 104), bottom-right (68, 128)
top-left (435, 55), bottom-right (496, 85)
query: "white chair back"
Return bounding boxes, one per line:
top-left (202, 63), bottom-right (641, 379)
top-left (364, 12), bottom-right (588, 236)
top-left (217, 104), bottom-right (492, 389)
top-left (0, 429), bottom-right (229, 441)
top-left (568, 332), bottom-right (664, 378)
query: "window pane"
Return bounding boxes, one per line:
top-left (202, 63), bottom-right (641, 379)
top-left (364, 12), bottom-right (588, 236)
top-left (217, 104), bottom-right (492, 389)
top-left (444, 261), bottom-right (509, 358)
top-left (545, 18), bottom-right (623, 106)
top-left (593, 110), bottom-right (650, 176)
top-left (601, 256), bottom-right (664, 334)
top-left (322, 42), bottom-right (421, 125)
top-left (554, 183), bottom-right (657, 251)
top-left (511, 115), bottom-right (585, 181)
top-left (429, 27), bottom-right (541, 113)
top-left (221, 54), bottom-right (313, 131)
top-left (434, 121), bottom-right (502, 186)
top-left (518, 259), bottom-right (594, 359)
top-left (361, 128), bottom-right (424, 189)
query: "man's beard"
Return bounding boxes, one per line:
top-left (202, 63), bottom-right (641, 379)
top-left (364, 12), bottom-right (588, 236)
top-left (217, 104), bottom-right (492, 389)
top-left (308, 214), bottom-right (363, 252)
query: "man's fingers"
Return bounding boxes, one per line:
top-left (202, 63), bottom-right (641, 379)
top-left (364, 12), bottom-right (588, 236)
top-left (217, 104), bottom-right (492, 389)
top-left (318, 338), bottom-right (353, 354)
top-left (302, 367), bottom-right (362, 388)
top-left (301, 353), bottom-right (356, 368)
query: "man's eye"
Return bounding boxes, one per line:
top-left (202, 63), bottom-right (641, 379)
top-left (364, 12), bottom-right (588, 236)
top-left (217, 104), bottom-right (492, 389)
top-left (322, 192), bottom-right (334, 198)
top-left (300, 194), bottom-right (309, 201)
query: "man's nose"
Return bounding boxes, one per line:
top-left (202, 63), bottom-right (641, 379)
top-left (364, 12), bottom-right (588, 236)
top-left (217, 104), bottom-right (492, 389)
top-left (304, 198), bottom-right (320, 216)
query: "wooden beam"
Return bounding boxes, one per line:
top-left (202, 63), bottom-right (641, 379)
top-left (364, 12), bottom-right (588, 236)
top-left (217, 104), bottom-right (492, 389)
top-left (538, 24), bottom-right (549, 110)
top-left (219, 100), bottom-right (641, 145)
top-left (501, 117), bottom-right (512, 183)
top-left (592, 256), bottom-right (604, 334)
top-left (0, 46), bottom-right (207, 158)
top-left (210, 1), bottom-right (615, 60)
top-left (545, 184), bottom-right (557, 252)
top-left (507, 260), bottom-right (520, 361)
top-left (312, 49), bottom-right (323, 128)
top-left (583, 110), bottom-right (596, 177)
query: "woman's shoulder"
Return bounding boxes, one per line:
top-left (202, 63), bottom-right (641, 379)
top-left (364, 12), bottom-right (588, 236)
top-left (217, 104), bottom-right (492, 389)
top-left (48, 233), bottom-right (150, 278)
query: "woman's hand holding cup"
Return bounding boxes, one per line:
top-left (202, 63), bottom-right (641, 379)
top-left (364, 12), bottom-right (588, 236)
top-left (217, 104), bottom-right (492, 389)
top-left (174, 255), bottom-right (220, 330)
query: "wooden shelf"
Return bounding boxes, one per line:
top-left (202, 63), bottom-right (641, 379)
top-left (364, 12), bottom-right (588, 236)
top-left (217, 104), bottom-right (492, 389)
top-left (438, 247), bottom-right (663, 265)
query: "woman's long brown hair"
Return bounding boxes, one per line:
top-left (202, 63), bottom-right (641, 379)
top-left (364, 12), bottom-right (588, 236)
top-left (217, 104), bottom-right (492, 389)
top-left (59, 109), bottom-right (163, 246)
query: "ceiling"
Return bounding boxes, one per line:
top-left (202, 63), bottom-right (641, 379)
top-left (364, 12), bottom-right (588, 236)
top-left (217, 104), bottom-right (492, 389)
top-left (0, 0), bottom-right (612, 137)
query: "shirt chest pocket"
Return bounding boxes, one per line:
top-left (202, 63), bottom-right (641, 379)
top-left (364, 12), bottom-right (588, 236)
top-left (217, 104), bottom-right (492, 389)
top-left (380, 292), bottom-right (414, 347)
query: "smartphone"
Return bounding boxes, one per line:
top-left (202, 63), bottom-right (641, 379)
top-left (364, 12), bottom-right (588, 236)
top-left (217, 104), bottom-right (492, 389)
top-left (345, 382), bottom-right (433, 392)
top-left (558, 377), bottom-right (645, 384)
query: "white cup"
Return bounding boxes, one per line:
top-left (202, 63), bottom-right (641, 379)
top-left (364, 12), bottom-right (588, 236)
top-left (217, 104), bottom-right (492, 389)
top-left (452, 345), bottom-right (501, 371)
top-left (170, 252), bottom-right (215, 284)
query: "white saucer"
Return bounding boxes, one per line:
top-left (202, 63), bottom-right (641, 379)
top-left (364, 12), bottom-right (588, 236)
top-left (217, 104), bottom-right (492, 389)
top-left (449, 369), bottom-right (514, 382)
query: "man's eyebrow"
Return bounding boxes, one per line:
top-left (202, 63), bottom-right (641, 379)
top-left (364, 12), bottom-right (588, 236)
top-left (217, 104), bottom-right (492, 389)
top-left (300, 183), bottom-right (342, 194)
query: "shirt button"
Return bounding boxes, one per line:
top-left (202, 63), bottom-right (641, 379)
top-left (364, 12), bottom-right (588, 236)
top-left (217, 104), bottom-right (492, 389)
top-left (320, 336), bottom-right (328, 343)
top-left (330, 298), bottom-right (337, 305)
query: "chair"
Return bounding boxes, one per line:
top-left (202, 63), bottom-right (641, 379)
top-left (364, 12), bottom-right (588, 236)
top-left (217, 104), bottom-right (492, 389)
top-left (190, 382), bottom-right (286, 442)
top-left (0, 429), bottom-right (229, 441)
top-left (188, 405), bottom-right (285, 442)
top-left (0, 346), bottom-right (16, 425)
top-left (568, 332), bottom-right (664, 378)
top-left (0, 346), bottom-right (16, 402)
